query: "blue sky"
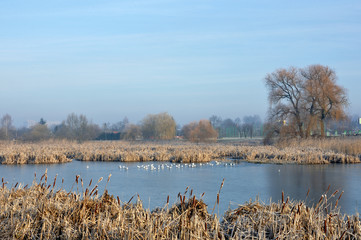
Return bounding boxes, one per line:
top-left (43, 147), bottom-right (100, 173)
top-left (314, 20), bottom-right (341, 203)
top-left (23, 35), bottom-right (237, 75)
top-left (1, 0), bottom-right (360, 126)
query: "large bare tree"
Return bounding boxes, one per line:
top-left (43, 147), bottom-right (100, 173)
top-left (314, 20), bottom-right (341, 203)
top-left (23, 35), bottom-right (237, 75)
top-left (301, 65), bottom-right (348, 137)
top-left (265, 64), bottom-right (348, 139)
top-left (264, 67), bottom-right (305, 138)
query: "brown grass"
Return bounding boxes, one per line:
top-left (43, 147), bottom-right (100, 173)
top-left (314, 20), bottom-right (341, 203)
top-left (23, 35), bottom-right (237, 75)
top-left (0, 174), bottom-right (360, 239)
top-left (0, 138), bottom-right (360, 165)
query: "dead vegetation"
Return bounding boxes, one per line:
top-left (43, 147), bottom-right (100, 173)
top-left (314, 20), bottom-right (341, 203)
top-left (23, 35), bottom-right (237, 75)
top-left (0, 173), bottom-right (360, 239)
top-left (0, 138), bottom-right (360, 165)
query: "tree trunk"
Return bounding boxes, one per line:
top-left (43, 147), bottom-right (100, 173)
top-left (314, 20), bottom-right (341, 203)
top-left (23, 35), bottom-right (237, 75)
top-left (320, 120), bottom-right (325, 138)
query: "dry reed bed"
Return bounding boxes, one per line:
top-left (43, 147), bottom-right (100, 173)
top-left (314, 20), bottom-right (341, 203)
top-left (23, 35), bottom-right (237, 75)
top-left (0, 141), bottom-right (70, 164)
top-left (1, 139), bottom-right (361, 165)
top-left (0, 174), bottom-right (360, 239)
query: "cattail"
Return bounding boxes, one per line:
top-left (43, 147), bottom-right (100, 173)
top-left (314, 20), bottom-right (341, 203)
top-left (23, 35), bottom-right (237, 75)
top-left (127, 195), bottom-right (135, 204)
top-left (53, 175), bottom-right (57, 188)
top-left (14, 182), bottom-right (18, 188)
top-left (318, 195), bottom-right (324, 204)
top-left (306, 188), bottom-right (310, 198)
top-left (89, 185), bottom-right (98, 196)
top-left (89, 179), bottom-right (92, 187)
top-left (282, 191), bottom-right (284, 203)
top-left (167, 195), bottom-right (169, 204)
top-left (97, 177), bottom-right (103, 184)
top-left (326, 184), bottom-right (331, 194)
top-left (107, 174), bottom-right (112, 183)
top-left (338, 191), bottom-right (344, 200)
top-left (117, 196), bottom-right (120, 205)
top-left (331, 190), bottom-right (339, 197)
top-left (75, 175), bottom-right (79, 184)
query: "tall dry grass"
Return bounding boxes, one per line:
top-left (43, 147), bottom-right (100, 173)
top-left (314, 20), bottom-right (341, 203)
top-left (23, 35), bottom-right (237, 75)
top-left (0, 173), bottom-right (360, 239)
top-left (0, 138), bottom-right (360, 165)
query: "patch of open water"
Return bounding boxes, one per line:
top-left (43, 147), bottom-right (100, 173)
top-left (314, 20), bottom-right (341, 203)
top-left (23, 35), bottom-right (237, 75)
top-left (0, 161), bottom-right (360, 215)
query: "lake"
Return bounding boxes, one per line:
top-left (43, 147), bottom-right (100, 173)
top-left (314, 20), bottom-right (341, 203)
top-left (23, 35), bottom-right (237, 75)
top-left (1, 160), bottom-right (360, 216)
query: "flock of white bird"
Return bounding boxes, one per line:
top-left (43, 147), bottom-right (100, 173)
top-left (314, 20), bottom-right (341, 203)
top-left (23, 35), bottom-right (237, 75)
top-left (117, 161), bottom-right (236, 171)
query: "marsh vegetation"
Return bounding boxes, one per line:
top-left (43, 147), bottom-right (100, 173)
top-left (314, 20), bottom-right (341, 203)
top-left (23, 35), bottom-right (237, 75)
top-left (0, 173), bottom-right (360, 239)
top-left (0, 138), bottom-right (360, 165)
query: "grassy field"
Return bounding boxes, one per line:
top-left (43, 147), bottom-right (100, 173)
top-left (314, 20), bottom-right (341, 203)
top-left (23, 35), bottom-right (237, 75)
top-left (0, 138), bottom-right (360, 164)
top-left (0, 173), bottom-right (360, 239)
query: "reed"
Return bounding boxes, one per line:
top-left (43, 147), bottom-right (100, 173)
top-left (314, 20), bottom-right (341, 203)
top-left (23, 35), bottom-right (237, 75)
top-left (1, 138), bottom-right (360, 165)
top-left (0, 174), bottom-right (360, 239)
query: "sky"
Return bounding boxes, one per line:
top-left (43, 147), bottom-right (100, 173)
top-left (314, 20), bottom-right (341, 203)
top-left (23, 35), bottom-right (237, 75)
top-left (1, 0), bottom-right (361, 127)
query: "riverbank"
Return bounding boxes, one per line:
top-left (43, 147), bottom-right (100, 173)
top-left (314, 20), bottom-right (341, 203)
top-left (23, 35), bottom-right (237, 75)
top-left (0, 174), bottom-right (360, 239)
top-left (0, 139), bottom-right (360, 164)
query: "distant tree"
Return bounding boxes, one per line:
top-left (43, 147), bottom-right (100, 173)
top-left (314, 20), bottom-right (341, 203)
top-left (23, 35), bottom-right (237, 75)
top-left (181, 121), bottom-right (198, 141)
top-left (54, 113), bottom-right (100, 141)
top-left (220, 118), bottom-right (239, 138)
top-left (124, 124), bottom-right (141, 141)
top-left (241, 123), bottom-right (253, 138)
top-left (243, 115), bottom-right (262, 138)
top-left (182, 120), bottom-right (218, 143)
top-left (23, 124), bottom-right (51, 141)
top-left (0, 114), bottom-right (14, 140)
top-left (209, 115), bottom-right (222, 129)
top-left (39, 118), bottom-right (47, 125)
top-left (111, 117), bottom-right (129, 132)
top-left (141, 112), bottom-right (176, 140)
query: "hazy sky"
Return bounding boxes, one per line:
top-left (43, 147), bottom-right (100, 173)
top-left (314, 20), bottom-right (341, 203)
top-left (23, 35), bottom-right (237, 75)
top-left (1, 0), bottom-right (360, 127)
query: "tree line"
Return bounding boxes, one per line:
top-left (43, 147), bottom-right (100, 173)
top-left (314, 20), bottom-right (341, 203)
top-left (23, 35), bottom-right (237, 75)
top-left (0, 112), bottom-right (268, 143)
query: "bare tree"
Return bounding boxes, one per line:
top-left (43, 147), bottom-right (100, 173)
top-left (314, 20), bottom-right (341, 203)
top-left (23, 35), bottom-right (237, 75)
top-left (54, 113), bottom-right (100, 141)
top-left (141, 112), bottom-right (176, 140)
top-left (209, 115), bottom-right (222, 129)
top-left (23, 124), bottom-right (51, 141)
top-left (265, 67), bottom-right (305, 138)
top-left (0, 114), bottom-right (13, 139)
top-left (124, 124), bottom-right (141, 141)
top-left (302, 65), bottom-right (348, 137)
top-left (182, 120), bottom-right (218, 143)
top-left (265, 65), bottom-right (349, 140)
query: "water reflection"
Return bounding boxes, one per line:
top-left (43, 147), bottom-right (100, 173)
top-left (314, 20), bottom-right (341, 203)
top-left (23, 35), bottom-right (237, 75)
top-left (265, 164), bottom-right (361, 214)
